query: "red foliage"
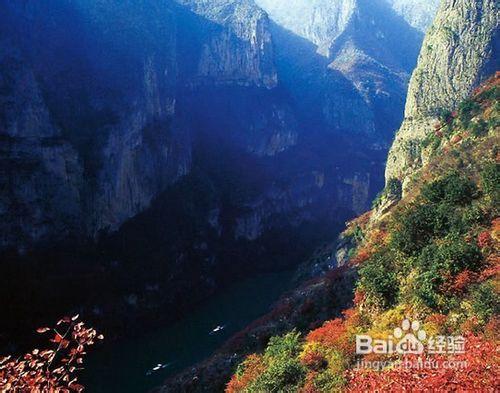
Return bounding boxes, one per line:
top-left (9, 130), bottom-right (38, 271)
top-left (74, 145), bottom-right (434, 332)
top-left (479, 254), bottom-right (500, 281)
top-left (0, 316), bottom-right (103, 392)
top-left (353, 289), bottom-right (366, 307)
top-left (477, 230), bottom-right (493, 249)
top-left (306, 316), bottom-right (352, 357)
top-left (300, 349), bottom-right (327, 371)
top-left (451, 270), bottom-right (478, 294)
top-left (307, 319), bottom-right (346, 345)
top-left (426, 314), bottom-right (449, 334)
top-left (347, 334), bottom-right (500, 392)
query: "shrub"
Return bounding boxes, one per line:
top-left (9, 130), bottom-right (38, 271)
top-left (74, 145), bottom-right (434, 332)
top-left (358, 253), bottom-right (399, 308)
top-left (250, 331), bottom-right (306, 392)
top-left (458, 99), bottom-right (480, 126)
top-left (470, 119), bottom-right (488, 137)
top-left (414, 267), bottom-right (443, 309)
top-left (421, 173), bottom-right (477, 206)
top-left (417, 237), bottom-right (482, 276)
top-left (227, 355), bottom-right (266, 393)
top-left (480, 162), bottom-right (499, 199)
top-left (386, 178), bottom-right (402, 199)
top-left (347, 335), bottom-right (499, 391)
top-left (470, 282), bottom-right (499, 324)
top-left (307, 319), bottom-right (347, 350)
top-left (391, 204), bottom-right (437, 255)
top-left (372, 179), bottom-right (403, 209)
top-left (311, 370), bottom-right (346, 392)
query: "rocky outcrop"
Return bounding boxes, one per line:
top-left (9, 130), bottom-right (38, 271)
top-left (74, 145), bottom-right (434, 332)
top-left (177, 0), bottom-right (278, 88)
top-left (386, 0), bottom-right (440, 32)
top-left (255, 0), bottom-right (357, 57)
top-left (257, 0), bottom-right (427, 141)
top-left (386, 0), bottom-right (499, 188)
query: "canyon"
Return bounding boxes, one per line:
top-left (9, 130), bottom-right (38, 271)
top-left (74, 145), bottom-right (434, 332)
top-left (0, 0), bottom-right (440, 378)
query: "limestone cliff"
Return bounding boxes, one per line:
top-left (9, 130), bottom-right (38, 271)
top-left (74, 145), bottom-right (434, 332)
top-left (0, 0), bottom-right (288, 248)
top-left (386, 0), bottom-right (499, 189)
top-left (256, 0), bottom-right (428, 140)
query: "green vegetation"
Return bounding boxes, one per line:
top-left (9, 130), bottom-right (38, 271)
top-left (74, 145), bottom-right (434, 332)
top-left (481, 162), bottom-right (500, 200)
top-left (358, 252), bottom-right (399, 308)
top-left (244, 331), bottom-right (306, 392)
top-left (227, 75), bottom-right (500, 393)
top-left (372, 178), bottom-right (402, 209)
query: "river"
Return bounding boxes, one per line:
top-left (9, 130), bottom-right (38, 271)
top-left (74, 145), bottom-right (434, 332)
top-left (82, 270), bottom-right (294, 392)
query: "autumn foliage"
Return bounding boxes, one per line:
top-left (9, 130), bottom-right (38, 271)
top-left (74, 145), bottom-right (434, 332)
top-left (0, 316), bottom-right (102, 392)
top-left (347, 335), bottom-right (500, 392)
top-left (226, 76), bottom-right (500, 393)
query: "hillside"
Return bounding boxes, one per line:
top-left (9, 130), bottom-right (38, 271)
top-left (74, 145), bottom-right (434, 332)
top-left (225, 72), bottom-right (499, 393)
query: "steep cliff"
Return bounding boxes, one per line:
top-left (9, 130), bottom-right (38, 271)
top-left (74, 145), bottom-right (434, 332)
top-left (256, 0), bottom-right (427, 140)
top-left (0, 40), bottom-right (83, 249)
top-left (386, 0), bottom-right (499, 189)
top-left (0, 0), bottom-right (291, 248)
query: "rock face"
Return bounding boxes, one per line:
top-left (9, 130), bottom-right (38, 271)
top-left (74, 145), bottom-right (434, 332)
top-left (0, 0), bottom-right (292, 248)
top-left (256, 0), bottom-right (429, 140)
top-left (0, 41), bottom-right (83, 249)
top-left (386, 0), bottom-right (499, 188)
top-left (0, 0), bottom-right (435, 346)
top-left (386, 0), bottom-right (440, 32)
top-left (0, 0), bottom-right (429, 251)
top-left (255, 0), bottom-right (357, 57)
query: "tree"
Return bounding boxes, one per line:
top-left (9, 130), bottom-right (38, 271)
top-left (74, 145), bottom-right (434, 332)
top-left (0, 316), bottom-right (102, 392)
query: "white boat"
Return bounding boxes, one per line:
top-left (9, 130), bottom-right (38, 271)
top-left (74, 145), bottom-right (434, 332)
top-left (210, 325), bottom-right (225, 334)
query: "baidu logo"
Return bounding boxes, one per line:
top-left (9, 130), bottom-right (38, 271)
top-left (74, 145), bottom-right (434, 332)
top-left (355, 319), bottom-right (463, 355)
top-left (355, 319), bottom-right (468, 370)
top-left (356, 319), bottom-right (426, 355)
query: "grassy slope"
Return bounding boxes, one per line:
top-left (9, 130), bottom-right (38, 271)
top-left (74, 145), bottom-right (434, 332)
top-left (227, 74), bottom-right (500, 392)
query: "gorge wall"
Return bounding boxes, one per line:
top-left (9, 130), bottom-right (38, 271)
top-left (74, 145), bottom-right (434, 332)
top-left (386, 0), bottom-right (499, 189)
top-left (0, 0), bottom-right (437, 341)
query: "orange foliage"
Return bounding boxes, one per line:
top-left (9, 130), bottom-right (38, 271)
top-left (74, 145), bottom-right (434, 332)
top-left (492, 218), bottom-right (500, 241)
top-left (226, 354), bottom-right (265, 393)
top-left (351, 248), bottom-right (371, 265)
top-left (484, 317), bottom-right (500, 342)
top-left (461, 316), bottom-right (481, 334)
top-left (347, 335), bottom-right (500, 392)
top-left (0, 316), bottom-right (102, 392)
top-left (450, 134), bottom-right (463, 145)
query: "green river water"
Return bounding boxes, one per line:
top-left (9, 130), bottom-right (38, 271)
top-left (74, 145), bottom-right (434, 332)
top-left (82, 270), bottom-right (294, 392)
